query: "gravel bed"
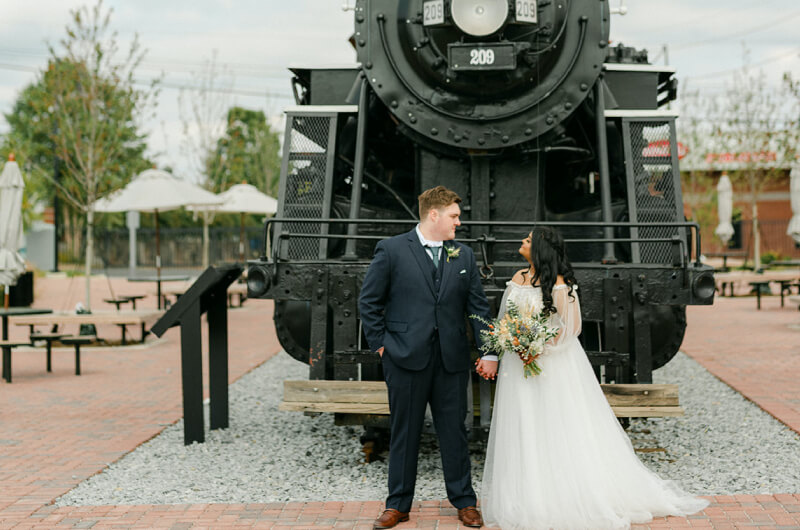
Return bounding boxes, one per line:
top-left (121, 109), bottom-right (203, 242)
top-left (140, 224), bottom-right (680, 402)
top-left (55, 351), bottom-right (800, 506)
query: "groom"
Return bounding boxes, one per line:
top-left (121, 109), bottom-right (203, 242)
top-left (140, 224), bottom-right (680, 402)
top-left (359, 186), bottom-right (496, 529)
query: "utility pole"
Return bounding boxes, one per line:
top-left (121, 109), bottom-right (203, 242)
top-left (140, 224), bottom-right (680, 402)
top-left (662, 44), bottom-right (670, 66)
top-left (52, 150), bottom-right (60, 272)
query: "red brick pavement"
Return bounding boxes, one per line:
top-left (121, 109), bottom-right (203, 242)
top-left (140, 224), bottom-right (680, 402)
top-left (682, 295), bottom-right (800, 435)
top-left (3, 496), bottom-right (800, 529)
top-left (2, 278), bottom-right (799, 529)
top-left (1, 276), bottom-right (281, 524)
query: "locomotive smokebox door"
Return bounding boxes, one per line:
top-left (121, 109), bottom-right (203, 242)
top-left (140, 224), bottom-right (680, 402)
top-left (354, 0), bottom-right (611, 151)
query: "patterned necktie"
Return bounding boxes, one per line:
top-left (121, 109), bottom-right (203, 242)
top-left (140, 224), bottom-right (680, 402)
top-left (426, 245), bottom-right (439, 269)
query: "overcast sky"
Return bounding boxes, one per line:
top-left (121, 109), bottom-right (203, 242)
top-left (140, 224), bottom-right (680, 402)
top-left (1, 0), bottom-right (798, 181)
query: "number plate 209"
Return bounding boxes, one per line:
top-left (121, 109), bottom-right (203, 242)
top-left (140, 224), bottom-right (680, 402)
top-left (448, 43), bottom-right (516, 71)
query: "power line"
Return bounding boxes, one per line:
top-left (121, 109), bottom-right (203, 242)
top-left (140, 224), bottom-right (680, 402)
top-left (682, 48), bottom-right (800, 81)
top-left (0, 46), bottom-right (299, 80)
top-left (671, 10), bottom-right (800, 51)
top-left (0, 62), bottom-right (294, 100)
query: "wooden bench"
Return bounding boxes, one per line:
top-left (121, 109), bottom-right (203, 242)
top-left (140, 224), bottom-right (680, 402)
top-left (228, 283), bottom-right (247, 307)
top-left (121, 295), bottom-right (145, 310)
top-left (29, 332), bottom-right (66, 372)
top-left (748, 281), bottom-right (771, 310)
top-left (60, 335), bottom-right (96, 376)
top-left (14, 310), bottom-right (162, 345)
top-left (1, 340), bottom-right (32, 383)
top-left (790, 295), bottom-right (800, 311)
top-left (103, 297), bottom-right (133, 311)
top-left (776, 280), bottom-right (800, 307)
top-left (280, 380), bottom-right (684, 418)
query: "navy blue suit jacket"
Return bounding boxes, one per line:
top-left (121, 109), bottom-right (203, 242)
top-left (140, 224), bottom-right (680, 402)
top-left (358, 229), bottom-right (491, 373)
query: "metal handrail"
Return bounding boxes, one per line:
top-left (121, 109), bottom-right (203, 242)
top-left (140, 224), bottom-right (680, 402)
top-left (261, 217), bottom-right (703, 265)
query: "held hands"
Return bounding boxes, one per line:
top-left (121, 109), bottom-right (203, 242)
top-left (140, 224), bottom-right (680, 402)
top-left (475, 358), bottom-right (498, 380)
top-left (377, 347), bottom-right (384, 358)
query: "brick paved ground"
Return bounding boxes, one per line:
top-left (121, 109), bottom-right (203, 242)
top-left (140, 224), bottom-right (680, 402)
top-left (4, 496), bottom-right (800, 529)
top-left (2, 279), bottom-right (799, 528)
top-left (682, 294), bottom-right (800, 435)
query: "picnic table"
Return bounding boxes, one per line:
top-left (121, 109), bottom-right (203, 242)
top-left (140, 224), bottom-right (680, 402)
top-left (162, 282), bottom-right (247, 308)
top-left (714, 270), bottom-right (800, 309)
top-left (0, 307), bottom-right (53, 341)
top-left (103, 295), bottom-right (146, 311)
top-left (705, 250), bottom-right (747, 271)
top-left (771, 259), bottom-right (800, 267)
top-left (13, 310), bottom-right (163, 345)
top-left (128, 275), bottom-right (190, 310)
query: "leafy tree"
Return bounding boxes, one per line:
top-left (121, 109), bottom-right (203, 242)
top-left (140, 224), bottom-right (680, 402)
top-left (206, 106), bottom-right (281, 196)
top-left (1, 0), bottom-right (157, 308)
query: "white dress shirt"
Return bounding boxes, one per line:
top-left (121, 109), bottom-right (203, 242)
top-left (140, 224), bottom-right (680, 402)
top-left (415, 224), bottom-right (442, 261)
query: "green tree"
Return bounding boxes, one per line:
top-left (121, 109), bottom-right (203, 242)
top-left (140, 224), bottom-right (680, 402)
top-left (1, 0), bottom-right (156, 308)
top-left (206, 106), bottom-right (281, 196)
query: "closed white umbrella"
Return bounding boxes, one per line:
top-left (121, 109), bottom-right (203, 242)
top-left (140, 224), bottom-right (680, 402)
top-left (0, 154), bottom-right (26, 308)
top-left (788, 165), bottom-right (800, 245)
top-left (190, 182), bottom-right (277, 263)
top-left (94, 168), bottom-right (222, 287)
top-left (715, 172), bottom-right (735, 246)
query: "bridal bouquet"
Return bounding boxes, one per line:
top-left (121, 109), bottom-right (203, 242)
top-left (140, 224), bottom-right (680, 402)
top-left (471, 301), bottom-right (560, 378)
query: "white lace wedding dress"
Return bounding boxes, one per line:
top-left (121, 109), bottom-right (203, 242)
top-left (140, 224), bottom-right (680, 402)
top-left (480, 282), bottom-right (708, 530)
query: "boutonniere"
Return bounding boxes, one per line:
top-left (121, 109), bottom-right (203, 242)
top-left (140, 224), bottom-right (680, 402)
top-left (445, 245), bottom-right (461, 262)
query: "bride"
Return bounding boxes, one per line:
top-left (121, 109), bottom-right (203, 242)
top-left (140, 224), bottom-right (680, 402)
top-left (475, 227), bottom-right (708, 530)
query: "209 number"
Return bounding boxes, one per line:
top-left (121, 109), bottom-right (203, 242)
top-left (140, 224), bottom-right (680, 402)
top-left (423, 0), bottom-right (444, 25)
top-left (469, 48), bottom-right (496, 66)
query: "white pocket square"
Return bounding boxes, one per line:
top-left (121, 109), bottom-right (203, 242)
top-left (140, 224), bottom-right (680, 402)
top-left (460, 269), bottom-right (467, 274)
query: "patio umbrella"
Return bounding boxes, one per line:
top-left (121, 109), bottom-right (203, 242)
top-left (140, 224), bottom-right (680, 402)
top-left (0, 154), bottom-right (26, 308)
top-left (94, 168), bottom-right (222, 281)
top-left (788, 165), bottom-right (800, 245)
top-left (190, 182), bottom-right (277, 263)
top-left (715, 172), bottom-right (735, 246)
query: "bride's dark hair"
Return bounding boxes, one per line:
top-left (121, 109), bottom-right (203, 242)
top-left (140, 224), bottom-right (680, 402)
top-left (525, 226), bottom-right (578, 315)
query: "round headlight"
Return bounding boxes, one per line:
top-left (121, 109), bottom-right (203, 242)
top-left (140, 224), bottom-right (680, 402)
top-left (247, 265), bottom-right (272, 298)
top-left (451, 0), bottom-right (509, 37)
top-left (692, 272), bottom-right (716, 302)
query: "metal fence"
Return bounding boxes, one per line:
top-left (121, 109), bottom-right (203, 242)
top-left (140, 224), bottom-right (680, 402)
top-left (701, 219), bottom-right (800, 261)
top-left (59, 226), bottom-right (266, 269)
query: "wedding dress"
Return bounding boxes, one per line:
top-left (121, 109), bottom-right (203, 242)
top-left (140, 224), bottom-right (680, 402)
top-left (480, 282), bottom-right (708, 530)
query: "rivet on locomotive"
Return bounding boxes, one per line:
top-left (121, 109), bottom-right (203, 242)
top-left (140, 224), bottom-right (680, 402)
top-left (247, 0), bottom-right (716, 437)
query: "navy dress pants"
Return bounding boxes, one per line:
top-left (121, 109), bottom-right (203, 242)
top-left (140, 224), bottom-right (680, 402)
top-left (381, 340), bottom-right (476, 512)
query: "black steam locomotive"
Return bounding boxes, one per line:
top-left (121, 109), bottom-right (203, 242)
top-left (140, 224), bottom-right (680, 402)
top-left (247, 0), bottom-right (715, 433)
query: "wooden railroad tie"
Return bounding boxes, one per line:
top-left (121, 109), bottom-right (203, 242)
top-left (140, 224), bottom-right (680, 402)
top-left (280, 380), bottom-right (683, 418)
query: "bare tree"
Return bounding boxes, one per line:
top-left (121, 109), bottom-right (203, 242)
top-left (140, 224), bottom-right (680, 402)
top-left (677, 86), bottom-right (717, 227)
top-left (710, 50), bottom-right (796, 269)
top-left (177, 51), bottom-right (234, 268)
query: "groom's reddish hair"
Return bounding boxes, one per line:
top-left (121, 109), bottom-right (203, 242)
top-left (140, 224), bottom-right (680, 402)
top-left (418, 186), bottom-right (461, 219)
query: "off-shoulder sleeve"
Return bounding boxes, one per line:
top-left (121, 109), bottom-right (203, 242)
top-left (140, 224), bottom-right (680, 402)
top-left (548, 284), bottom-right (581, 347)
top-left (497, 282), bottom-right (512, 318)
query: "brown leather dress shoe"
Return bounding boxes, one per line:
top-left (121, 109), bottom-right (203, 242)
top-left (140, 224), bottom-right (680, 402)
top-left (374, 508), bottom-right (409, 529)
top-left (457, 506), bottom-right (483, 528)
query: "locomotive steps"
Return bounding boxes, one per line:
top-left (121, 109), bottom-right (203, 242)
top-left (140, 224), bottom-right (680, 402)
top-left (280, 380), bottom-right (684, 418)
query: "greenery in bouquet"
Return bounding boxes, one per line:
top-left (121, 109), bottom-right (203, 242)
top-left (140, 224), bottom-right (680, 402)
top-left (471, 301), bottom-right (560, 378)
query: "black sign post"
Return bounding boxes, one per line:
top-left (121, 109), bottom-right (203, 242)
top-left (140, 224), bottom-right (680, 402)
top-left (151, 264), bottom-right (243, 445)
